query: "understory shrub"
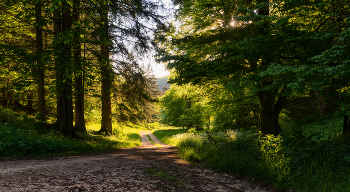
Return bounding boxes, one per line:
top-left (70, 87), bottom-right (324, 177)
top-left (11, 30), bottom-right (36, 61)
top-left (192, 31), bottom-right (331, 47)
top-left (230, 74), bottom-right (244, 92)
top-left (169, 128), bottom-right (350, 191)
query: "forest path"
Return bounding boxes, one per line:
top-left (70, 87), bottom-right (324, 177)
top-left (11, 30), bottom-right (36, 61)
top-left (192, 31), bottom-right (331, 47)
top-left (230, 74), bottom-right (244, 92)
top-left (0, 132), bottom-right (273, 192)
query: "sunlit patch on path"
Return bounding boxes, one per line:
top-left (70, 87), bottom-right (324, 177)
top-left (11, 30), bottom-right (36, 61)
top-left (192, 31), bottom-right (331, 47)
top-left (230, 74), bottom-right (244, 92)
top-left (140, 131), bottom-right (171, 148)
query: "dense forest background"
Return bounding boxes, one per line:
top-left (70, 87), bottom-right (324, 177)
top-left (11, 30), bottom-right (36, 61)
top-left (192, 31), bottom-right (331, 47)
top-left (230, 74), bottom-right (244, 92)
top-left (156, 76), bottom-right (170, 95)
top-left (1, 0), bottom-right (350, 191)
top-left (0, 0), bottom-right (165, 136)
top-left (154, 0), bottom-right (350, 190)
top-left (156, 0), bottom-right (350, 136)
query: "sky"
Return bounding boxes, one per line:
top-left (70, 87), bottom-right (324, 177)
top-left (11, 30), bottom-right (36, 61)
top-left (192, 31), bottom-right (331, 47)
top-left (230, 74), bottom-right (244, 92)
top-left (141, 56), bottom-right (170, 78)
top-left (142, 0), bottom-right (173, 78)
top-left (151, 61), bottom-right (170, 78)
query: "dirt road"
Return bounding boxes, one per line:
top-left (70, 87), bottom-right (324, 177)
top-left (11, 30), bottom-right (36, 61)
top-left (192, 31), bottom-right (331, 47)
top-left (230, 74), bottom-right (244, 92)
top-left (0, 132), bottom-right (272, 191)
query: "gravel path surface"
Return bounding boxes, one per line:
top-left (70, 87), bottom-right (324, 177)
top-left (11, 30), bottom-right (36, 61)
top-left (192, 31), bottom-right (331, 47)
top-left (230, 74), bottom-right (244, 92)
top-left (0, 132), bottom-right (273, 192)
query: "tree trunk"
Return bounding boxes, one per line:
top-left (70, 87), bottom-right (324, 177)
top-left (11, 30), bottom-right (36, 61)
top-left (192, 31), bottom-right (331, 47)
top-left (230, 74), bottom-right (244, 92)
top-left (27, 91), bottom-right (33, 114)
top-left (255, 0), bottom-right (287, 136)
top-left (101, 74), bottom-right (113, 135)
top-left (35, 0), bottom-right (46, 120)
top-left (343, 115), bottom-right (350, 135)
top-left (314, 90), bottom-right (325, 115)
top-left (54, 8), bottom-right (61, 129)
top-left (7, 91), bottom-right (13, 108)
top-left (73, 0), bottom-right (86, 132)
top-left (1, 88), bottom-right (6, 107)
top-left (99, 2), bottom-right (113, 135)
top-left (54, 2), bottom-right (74, 137)
top-left (258, 89), bottom-right (287, 136)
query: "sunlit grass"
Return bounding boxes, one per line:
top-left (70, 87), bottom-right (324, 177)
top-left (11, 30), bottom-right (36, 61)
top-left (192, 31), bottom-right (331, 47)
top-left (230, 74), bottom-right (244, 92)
top-left (152, 127), bottom-right (188, 145)
top-left (86, 123), bottom-right (146, 148)
top-left (155, 125), bottom-right (350, 192)
top-left (0, 107), bottom-right (148, 159)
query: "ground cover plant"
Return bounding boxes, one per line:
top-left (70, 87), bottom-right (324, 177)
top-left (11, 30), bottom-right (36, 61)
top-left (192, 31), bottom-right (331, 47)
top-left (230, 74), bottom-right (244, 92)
top-left (156, 115), bottom-right (350, 192)
top-left (0, 108), bottom-right (143, 160)
top-left (143, 166), bottom-right (185, 191)
top-left (152, 127), bottom-right (189, 145)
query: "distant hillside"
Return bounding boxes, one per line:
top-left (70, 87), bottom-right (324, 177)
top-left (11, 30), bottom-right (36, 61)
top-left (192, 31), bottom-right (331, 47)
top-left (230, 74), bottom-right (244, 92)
top-left (156, 76), bottom-right (170, 91)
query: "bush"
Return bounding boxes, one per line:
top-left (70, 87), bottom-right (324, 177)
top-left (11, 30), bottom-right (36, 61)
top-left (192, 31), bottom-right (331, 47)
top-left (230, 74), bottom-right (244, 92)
top-left (162, 127), bottom-right (350, 191)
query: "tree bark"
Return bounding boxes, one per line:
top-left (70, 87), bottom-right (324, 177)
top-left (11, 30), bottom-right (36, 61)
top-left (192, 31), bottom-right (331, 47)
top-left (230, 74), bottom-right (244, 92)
top-left (54, 8), bottom-right (61, 128)
top-left (35, 0), bottom-right (46, 120)
top-left (255, 0), bottom-right (288, 136)
top-left (54, 2), bottom-right (74, 137)
top-left (258, 89), bottom-right (287, 136)
top-left (27, 91), bottom-right (33, 114)
top-left (73, 0), bottom-right (86, 132)
top-left (7, 91), bottom-right (13, 108)
top-left (314, 90), bottom-right (325, 115)
top-left (1, 88), bottom-right (6, 107)
top-left (99, 2), bottom-right (113, 135)
top-left (343, 115), bottom-right (350, 135)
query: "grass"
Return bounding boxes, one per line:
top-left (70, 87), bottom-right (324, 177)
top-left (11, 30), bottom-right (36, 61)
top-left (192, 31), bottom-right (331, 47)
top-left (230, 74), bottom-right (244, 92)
top-left (86, 123), bottom-right (145, 148)
top-left (0, 107), bottom-right (146, 160)
top-left (143, 166), bottom-right (185, 191)
top-left (152, 127), bottom-right (189, 145)
top-left (3, 107), bottom-right (349, 191)
top-left (155, 116), bottom-right (350, 192)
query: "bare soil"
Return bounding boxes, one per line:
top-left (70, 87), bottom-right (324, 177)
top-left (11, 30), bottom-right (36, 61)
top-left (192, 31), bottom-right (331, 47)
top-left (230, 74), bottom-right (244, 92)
top-left (0, 131), bottom-right (273, 191)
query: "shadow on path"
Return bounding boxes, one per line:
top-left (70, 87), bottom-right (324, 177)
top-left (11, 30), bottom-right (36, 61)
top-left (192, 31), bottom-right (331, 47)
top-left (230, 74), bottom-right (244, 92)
top-left (0, 131), bottom-right (273, 192)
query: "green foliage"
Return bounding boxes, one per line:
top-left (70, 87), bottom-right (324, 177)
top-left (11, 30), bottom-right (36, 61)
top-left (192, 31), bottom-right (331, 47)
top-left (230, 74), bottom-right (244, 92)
top-left (159, 83), bottom-right (209, 129)
top-left (159, 123), bottom-right (350, 191)
top-left (1, 0), bottom-right (166, 136)
top-left (147, 122), bottom-right (160, 130)
top-left (0, 123), bottom-right (91, 158)
top-left (297, 115), bottom-right (343, 141)
top-left (159, 81), bottom-right (261, 132)
top-left (0, 109), bottom-right (141, 159)
top-left (157, 0), bottom-right (350, 136)
top-left (209, 83), bottom-right (261, 131)
top-left (152, 127), bottom-right (188, 145)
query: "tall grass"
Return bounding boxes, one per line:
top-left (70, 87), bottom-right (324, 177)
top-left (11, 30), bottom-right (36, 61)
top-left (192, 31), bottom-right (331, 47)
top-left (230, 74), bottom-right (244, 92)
top-left (157, 117), bottom-right (350, 191)
top-left (153, 127), bottom-right (189, 145)
top-left (0, 108), bottom-right (143, 159)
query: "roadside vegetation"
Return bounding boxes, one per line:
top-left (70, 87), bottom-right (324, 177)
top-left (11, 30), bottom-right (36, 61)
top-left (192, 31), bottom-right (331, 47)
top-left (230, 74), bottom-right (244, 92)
top-left (153, 1), bottom-right (350, 190)
top-left (1, 1), bottom-right (350, 191)
top-left (0, 107), bottom-right (143, 160)
top-left (154, 115), bottom-right (350, 192)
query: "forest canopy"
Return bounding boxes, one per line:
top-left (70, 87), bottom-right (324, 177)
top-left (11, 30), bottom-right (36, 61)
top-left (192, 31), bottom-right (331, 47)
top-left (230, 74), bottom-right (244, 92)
top-left (1, 0), bottom-right (350, 190)
top-left (0, 0), bottom-right (165, 136)
top-left (156, 0), bottom-right (350, 135)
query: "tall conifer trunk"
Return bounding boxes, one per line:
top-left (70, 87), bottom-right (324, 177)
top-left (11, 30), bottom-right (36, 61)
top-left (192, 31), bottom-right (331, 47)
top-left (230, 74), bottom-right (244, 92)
top-left (54, 8), bottom-right (61, 128)
top-left (54, 1), bottom-right (74, 137)
top-left (99, 2), bottom-right (113, 135)
top-left (35, 1), bottom-right (45, 120)
top-left (1, 88), bottom-right (6, 107)
top-left (343, 115), bottom-right (350, 135)
top-left (73, 0), bottom-right (86, 132)
top-left (27, 91), bottom-right (33, 114)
